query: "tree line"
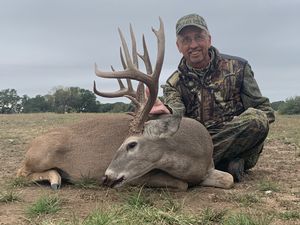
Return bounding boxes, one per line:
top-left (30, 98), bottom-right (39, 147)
top-left (271, 96), bottom-right (300, 115)
top-left (1, 88), bottom-right (300, 115)
top-left (0, 88), bottom-right (133, 114)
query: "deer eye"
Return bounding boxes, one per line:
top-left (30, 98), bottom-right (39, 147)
top-left (126, 141), bottom-right (137, 151)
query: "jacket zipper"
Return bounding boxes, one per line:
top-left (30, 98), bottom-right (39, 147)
top-left (199, 88), bottom-right (204, 124)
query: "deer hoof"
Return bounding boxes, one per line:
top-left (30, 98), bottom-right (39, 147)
top-left (51, 183), bottom-right (61, 190)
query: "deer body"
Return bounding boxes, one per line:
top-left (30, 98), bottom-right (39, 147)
top-left (18, 114), bottom-right (130, 186)
top-left (17, 18), bottom-right (234, 190)
top-left (18, 115), bottom-right (233, 190)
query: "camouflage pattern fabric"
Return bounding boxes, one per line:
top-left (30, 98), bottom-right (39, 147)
top-left (162, 46), bottom-right (275, 169)
top-left (176, 13), bottom-right (209, 35)
top-left (210, 107), bottom-right (269, 170)
top-left (163, 46), bottom-right (275, 127)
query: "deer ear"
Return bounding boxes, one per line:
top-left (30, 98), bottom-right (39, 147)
top-left (143, 114), bottom-right (182, 138)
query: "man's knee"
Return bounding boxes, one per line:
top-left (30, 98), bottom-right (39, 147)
top-left (237, 108), bottom-right (269, 136)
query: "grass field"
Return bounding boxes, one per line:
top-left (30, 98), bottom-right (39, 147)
top-left (0, 113), bottom-right (299, 225)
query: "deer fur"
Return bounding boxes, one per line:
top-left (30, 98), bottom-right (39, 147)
top-left (17, 114), bottom-right (233, 190)
top-left (17, 114), bottom-right (130, 189)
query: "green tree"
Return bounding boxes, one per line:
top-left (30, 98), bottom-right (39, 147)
top-left (0, 87), bottom-right (133, 114)
top-left (52, 87), bottom-right (71, 113)
top-left (97, 102), bottom-right (133, 113)
top-left (68, 87), bottom-right (82, 112)
top-left (110, 102), bottom-right (133, 113)
top-left (97, 103), bottom-right (113, 113)
top-left (271, 101), bottom-right (284, 111)
top-left (52, 87), bottom-right (100, 113)
top-left (22, 95), bottom-right (51, 113)
top-left (44, 94), bottom-right (55, 111)
top-left (0, 89), bottom-right (21, 114)
top-left (278, 96), bottom-right (300, 115)
top-left (79, 88), bottom-right (99, 112)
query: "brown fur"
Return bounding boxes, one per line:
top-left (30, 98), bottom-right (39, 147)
top-left (17, 114), bottom-right (131, 183)
top-left (17, 114), bottom-right (234, 190)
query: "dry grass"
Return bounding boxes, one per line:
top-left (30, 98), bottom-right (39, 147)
top-left (0, 113), bottom-right (299, 225)
top-left (267, 113), bottom-right (300, 156)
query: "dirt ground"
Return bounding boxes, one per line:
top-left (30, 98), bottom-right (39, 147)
top-left (0, 113), bottom-right (299, 225)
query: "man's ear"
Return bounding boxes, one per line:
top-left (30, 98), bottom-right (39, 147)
top-left (176, 39), bottom-right (182, 53)
top-left (143, 114), bottom-right (182, 138)
top-left (208, 34), bottom-right (212, 47)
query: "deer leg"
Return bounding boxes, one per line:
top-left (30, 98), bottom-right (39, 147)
top-left (131, 170), bottom-right (188, 191)
top-left (201, 168), bottom-right (234, 189)
top-left (26, 169), bottom-right (62, 190)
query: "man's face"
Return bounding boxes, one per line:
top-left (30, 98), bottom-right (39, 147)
top-left (176, 26), bottom-right (211, 69)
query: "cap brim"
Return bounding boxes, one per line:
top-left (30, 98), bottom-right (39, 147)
top-left (177, 24), bottom-right (208, 35)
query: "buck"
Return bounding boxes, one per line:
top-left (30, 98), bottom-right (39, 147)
top-left (17, 18), bottom-right (234, 191)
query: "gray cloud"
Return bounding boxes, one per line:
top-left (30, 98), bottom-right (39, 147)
top-left (1, 0), bottom-right (299, 103)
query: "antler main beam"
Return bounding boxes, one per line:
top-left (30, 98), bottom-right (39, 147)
top-left (94, 18), bottom-right (165, 134)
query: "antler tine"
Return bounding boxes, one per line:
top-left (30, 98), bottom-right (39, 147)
top-left (94, 64), bottom-right (136, 99)
top-left (151, 17), bottom-right (165, 83)
top-left (138, 35), bottom-right (153, 75)
top-left (131, 18), bottom-right (165, 133)
top-left (130, 24), bottom-right (139, 69)
top-left (93, 28), bottom-right (140, 103)
top-left (119, 47), bottom-right (137, 100)
top-left (112, 65), bottom-right (126, 91)
top-left (94, 18), bottom-right (165, 134)
top-left (118, 27), bottom-right (135, 70)
top-left (138, 34), bottom-right (153, 75)
top-left (129, 25), bottom-right (149, 113)
top-left (120, 47), bottom-right (127, 69)
top-left (95, 27), bottom-right (151, 84)
top-left (120, 45), bottom-right (138, 99)
top-left (93, 80), bottom-right (136, 99)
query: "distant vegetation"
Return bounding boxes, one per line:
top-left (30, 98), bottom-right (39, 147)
top-left (0, 88), bottom-right (133, 114)
top-left (271, 97), bottom-right (300, 115)
top-left (1, 88), bottom-right (299, 115)
top-left (270, 101), bottom-right (284, 111)
top-left (276, 96), bottom-right (300, 115)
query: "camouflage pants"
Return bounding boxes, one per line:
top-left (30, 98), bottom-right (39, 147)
top-left (209, 108), bottom-right (270, 171)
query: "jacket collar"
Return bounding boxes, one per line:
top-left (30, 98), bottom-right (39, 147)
top-left (177, 46), bottom-right (220, 77)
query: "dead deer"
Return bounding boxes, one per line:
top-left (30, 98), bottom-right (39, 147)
top-left (17, 18), bottom-right (234, 191)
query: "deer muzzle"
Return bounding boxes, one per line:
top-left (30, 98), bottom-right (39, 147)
top-left (101, 174), bottom-right (125, 188)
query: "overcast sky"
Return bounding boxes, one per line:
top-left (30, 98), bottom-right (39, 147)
top-left (1, 0), bottom-right (299, 103)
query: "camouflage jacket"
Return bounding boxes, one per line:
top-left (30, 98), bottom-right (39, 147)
top-left (163, 46), bottom-right (275, 129)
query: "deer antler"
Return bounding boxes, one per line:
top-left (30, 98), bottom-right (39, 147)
top-left (94, 18), bottom-right (165, 135)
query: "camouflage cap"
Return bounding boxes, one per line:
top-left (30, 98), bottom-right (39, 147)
top-left (176, 13), bottom-right (209, 35)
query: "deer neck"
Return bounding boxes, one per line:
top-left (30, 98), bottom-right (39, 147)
top-left (153, 139), bottom-right (192, 178)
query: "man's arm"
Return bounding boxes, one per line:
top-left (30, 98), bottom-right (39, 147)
top-left (241, 63), bottom-right (275, 124)
top-left (162, 81), bottom-right (186, 117)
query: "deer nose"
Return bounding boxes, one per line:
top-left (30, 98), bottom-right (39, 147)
top-left (101, 175), bottom-right (115, 187)
top-left (101, 175), bottom-right (108, 185)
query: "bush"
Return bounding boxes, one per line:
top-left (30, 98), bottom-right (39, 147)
top-left (270, 101), bottom-right (284, 111)
top-left (278, 96), bottom-right (300, 115)
top-left (0, 89), bottom-right (22, 113)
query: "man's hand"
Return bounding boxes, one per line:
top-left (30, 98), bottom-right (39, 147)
top-left (150, 98), bottom-right (170, 114)
top-left (145, 87), bottom-right (170, 115)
